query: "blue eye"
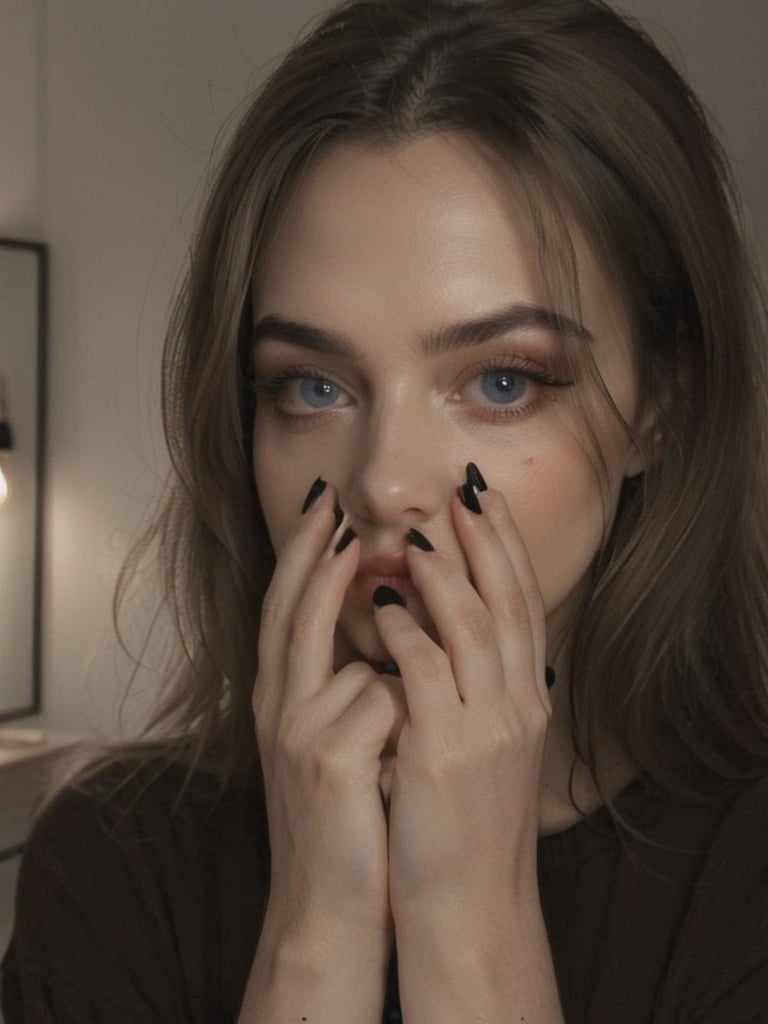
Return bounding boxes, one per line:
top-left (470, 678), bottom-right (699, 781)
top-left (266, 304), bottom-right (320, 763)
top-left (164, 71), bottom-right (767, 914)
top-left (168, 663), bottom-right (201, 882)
top-left (297, 376), bottom-right (341, 408)
top-left (475, 369), bottom-right (528, 405)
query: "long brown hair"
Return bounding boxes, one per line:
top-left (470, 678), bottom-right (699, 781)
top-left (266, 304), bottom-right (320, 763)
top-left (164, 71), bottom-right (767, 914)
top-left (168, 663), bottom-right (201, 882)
top-left (104, 0), bottom-right (768, 803)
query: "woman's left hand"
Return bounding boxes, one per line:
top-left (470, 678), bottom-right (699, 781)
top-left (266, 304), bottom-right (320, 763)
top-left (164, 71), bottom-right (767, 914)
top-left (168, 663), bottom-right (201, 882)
top-left (374, 485), bottom-right (561, 1020)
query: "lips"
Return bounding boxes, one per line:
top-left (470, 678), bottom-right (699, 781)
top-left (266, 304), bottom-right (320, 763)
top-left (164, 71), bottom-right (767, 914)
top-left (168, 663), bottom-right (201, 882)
top-left (348, 552), bottom-right (414, 605)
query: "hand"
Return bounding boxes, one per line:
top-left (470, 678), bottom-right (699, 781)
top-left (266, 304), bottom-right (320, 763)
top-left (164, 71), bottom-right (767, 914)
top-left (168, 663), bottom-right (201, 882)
top-left (374, 486), bottom-right (551, 927)
top-left (252, 481), bottom-right (406, 947)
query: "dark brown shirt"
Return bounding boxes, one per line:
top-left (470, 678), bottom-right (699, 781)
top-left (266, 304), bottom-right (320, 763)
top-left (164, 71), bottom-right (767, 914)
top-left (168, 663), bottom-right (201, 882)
top-left (2, 763), bottom-right (768, 1022)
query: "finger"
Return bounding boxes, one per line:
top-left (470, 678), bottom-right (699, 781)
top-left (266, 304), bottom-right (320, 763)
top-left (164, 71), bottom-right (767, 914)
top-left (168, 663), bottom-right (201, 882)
top-left (307, 659), bottom-right (392, 730)
top-left (452, 488), bottom-right (549, 702)
top-left (372, 594), bottom-right (460, 733)
top-left (403, 541), bottom-right (508, 704)
top-left (256, 479), bottom-right (343, 710)
top-left (330, 672), bottom-right (408, 762)
top-left (283, 522), bottom-right (361, 702)
top-left (276, 665), bottom-right (406, 780)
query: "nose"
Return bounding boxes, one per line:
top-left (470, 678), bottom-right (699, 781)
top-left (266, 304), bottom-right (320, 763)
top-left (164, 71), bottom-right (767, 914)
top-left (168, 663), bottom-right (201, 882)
top-left (346, 396), bottom-right (448, 528)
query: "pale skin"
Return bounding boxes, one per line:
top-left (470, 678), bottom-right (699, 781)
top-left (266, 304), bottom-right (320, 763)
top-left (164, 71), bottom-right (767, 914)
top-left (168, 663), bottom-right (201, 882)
top-left (238, 133), bottom-right (648, 1022)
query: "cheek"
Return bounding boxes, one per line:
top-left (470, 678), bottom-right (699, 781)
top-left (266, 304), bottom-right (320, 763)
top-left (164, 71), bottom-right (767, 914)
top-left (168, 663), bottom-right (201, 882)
top-left (252, 435), bottom-right (316, 553)
top-left (500, 445), bottom-right (616, 614)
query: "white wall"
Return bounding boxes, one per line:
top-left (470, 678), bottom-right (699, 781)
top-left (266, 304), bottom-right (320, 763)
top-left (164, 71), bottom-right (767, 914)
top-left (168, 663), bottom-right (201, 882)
top-left (0, 1), bottom-right (43, 236)
top-left (3, 0), bottom-right (330, 739)
top-left (619, 0), bottom-right (767, 269)
top-left (0, 0), bottom-right (765, 741)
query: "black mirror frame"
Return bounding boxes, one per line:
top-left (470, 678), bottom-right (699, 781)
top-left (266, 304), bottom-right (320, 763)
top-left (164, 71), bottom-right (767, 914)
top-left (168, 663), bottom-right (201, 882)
top-left (0, 238), bottom-right (48, 722)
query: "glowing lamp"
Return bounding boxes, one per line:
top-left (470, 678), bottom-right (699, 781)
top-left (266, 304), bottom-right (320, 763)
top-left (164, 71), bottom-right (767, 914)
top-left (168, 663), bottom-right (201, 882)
top-left (0, 376), bottom-right (12, 506)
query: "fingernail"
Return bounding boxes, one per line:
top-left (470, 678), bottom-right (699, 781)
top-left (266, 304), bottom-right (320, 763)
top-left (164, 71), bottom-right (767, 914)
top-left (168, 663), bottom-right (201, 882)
top-left (373, 584), bottom-right (406, 608)
top-left (301, 476), bottom-right (327, 513)
top-left (458, 482), bottom-right (483, 514)
top-left (545, 666), bottom-right (556, 689)
top-left (466, 462), bottom-right (488, 493)
top-left (333, 502), bottom-right (344, 529)
top-left (334, 526), bottom-right (357, 554)
top-left (406, 527), bottom-right (434, 552)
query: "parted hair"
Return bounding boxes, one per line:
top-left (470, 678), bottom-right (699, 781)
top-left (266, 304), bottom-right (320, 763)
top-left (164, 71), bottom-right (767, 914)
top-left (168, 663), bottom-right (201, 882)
top-left (109, 0), bottom-right (768, 803)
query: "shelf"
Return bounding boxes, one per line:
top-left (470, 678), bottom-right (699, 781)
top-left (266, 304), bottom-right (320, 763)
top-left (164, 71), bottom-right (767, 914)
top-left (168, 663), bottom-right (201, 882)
top-left (0, 731), bottom-right (83, 814)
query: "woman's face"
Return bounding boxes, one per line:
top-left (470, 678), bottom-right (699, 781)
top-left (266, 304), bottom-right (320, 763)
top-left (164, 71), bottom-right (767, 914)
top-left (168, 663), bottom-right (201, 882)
top-left (251, 133), bottom-right (645, 666)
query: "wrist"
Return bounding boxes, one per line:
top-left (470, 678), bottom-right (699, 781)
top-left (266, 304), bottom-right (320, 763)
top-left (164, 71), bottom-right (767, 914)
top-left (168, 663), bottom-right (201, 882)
top-left (259, 897), bottom-right (392, 969)
top-left (240, 910), bottom-right (391, 1024)
top-left (394, 893), bottom-right (563, 1024)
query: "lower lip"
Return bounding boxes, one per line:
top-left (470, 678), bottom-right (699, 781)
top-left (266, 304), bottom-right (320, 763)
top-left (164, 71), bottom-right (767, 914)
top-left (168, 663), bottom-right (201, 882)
top-left (348, 574), bottom-right (415, 606)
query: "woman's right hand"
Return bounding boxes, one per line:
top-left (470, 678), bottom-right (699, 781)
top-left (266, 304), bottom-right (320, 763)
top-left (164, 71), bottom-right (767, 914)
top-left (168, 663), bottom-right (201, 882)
top-left (241, 480), bottom-right (404, 1021)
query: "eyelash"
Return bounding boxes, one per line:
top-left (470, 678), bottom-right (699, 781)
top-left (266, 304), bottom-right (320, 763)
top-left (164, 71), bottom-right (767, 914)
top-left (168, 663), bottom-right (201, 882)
top-left (454, 355), bottom-right (574, 422)
top-left (251, 355), bottom-right (574, 423)
top-left (252, 363), bottom-right (349, 422)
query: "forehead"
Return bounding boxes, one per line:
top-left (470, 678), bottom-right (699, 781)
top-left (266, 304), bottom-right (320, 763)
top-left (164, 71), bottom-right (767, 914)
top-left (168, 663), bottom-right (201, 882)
top-left (257, 134), bottom-right (540, 306)
top-left (253, 132), bottom-right (629, 354)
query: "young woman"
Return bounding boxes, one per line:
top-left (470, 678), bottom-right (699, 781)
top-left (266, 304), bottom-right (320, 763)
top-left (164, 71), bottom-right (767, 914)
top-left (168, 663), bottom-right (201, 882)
top-left (4, 0), bottom-right (768, 1021)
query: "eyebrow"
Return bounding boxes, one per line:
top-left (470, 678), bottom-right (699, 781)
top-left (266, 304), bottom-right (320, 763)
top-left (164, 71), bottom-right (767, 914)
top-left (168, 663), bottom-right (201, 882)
top-left (251, 302), bottom-right (593, 356)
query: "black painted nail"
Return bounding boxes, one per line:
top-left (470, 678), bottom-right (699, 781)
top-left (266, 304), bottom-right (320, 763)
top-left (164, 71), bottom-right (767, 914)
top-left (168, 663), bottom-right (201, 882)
top-left (545, 666), bottom-right (556, 689)
top-left (301, 476), bottom-right (327, 513)
top-left (406, 527), bottom-right (434, 552)
top-left (333, 502), bottom-right (344, 529)
top-left (373, 585), bottom-right (406, 608)
top-left (466, 462), bottom-right (488, 493)
top-left (382, 660), bottom-right (400, 676)
top-left (334, 526), bottom-right (357, 554)
top-left (458, 482), bottom-right (483, 514)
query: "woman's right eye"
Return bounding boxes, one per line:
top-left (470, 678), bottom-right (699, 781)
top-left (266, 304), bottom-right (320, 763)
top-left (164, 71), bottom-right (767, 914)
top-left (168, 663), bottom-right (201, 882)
top-left (260, 373), bottom-right (352, 416)
top-left (290, 376), bottom-right (343, 409)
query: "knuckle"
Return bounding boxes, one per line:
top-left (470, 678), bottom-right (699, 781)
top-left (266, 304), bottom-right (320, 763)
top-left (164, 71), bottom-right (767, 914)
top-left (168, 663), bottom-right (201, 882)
top-left (304, 735), bottom-right (355, 788)
top-left (454, 607), bottom-right (494, 650)
top-left (259, 587), bottom-right (285, 630)
top-left (402, 639), bottom-right (444, 685)
top-left (497, 592), bottom-right (531, 632)
top-left (289, 605), bottom-right (314, 644)
top-left (274, 709), bottom-right (306, 757)
top-left (523, 582), bottom-right (545, 625)
top-left (517, 699), bottom-right (551, 741)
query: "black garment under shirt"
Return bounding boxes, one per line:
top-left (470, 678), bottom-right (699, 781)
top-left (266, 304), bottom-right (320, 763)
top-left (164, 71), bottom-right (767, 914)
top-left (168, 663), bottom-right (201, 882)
top-left (2, 761), bottom-right (768, 1022)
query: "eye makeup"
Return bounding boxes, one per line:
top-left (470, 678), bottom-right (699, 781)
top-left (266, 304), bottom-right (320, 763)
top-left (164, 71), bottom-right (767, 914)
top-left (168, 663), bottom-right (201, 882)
top-left (251, 335), bottom-right (576, 426)
top-left (452, 352), bottom-right (574, 422)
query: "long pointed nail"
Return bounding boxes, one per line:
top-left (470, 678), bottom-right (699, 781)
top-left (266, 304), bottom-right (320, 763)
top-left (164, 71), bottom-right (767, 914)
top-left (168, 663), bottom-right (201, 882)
top-left (458, 482), bottom-right (482, 514)
top-left (466, 462), bottom-right (488, 493)
top-left (334, 526), bottom-right (357, 554)
top-left (373, 585), bottom-right (406, 608)
top-left (406, 527), bottom-right (434, 552)
top-left (301, 476), bottom-right (327, 513)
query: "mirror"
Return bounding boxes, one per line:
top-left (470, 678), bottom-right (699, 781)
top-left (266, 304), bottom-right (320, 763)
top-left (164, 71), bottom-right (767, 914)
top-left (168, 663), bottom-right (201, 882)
top-left (0, 239), bottom-right (46, 721)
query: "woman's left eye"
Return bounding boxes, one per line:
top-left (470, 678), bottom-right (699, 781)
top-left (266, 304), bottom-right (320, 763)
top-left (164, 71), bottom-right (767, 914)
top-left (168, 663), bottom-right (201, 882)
top-left (458, 360), bottom-right (572, 418)
top-left (465, 369), bottom-right (529, 406)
